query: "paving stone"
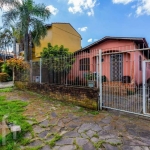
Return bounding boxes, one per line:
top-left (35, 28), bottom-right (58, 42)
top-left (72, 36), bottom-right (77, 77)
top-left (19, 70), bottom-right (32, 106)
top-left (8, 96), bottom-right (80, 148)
top-left (103, 125), bottom-right (114, 131)
top-left (49, 119), bottom-right (59, 125)
top-left (106, 139), bottom-right (122, 145)
top-left (72, 118), bottom-right (82, 124)
top-left (103, 144), bottom-right (118, 150)
top-left (53, 146), bottom-right (60, 150)
top-left (40, 120), bottom-right (50, 127)
top-left (91, 137), bottom-right (99, 143)
top-left (123, 139), bottom-right (148, 146)
top-left (76, 138), bottom-right (89, 146)
top-left (81, 133), bottom-right (89, 138)
top-left (126, 128), bottom-right (139, 137)
top-left (101, 116), bottom-right (112, 124)
top-left (82, 142), bottom-right (96, 150)
top-left (27, 120), bottom-right (35, 125)
top-left (51, 112), bottom-right (57, 118)
top-left (57, 120), bottom-right (65, 127)
top-left (98, 121), bottom-right (107, 127)
top-left (58, 145), bottom-right (75, 150)
top-left (38, 130), bottom-right (50, 138)
top-left (64, 131), bottom-right (80, 138)
top-left (125, 124), bottom-right (137, 129)
top-left (24, 132), bottom-right (32, 139)
top-left (28, 140), bottom-right (43, 147)
top-left (92, 124), bottom-right (102, 132)
top-left (41, 145), bottom-right (51, 150)
top-left (138, 130), bottom-right (150, 139)
top-left (45, 135), bottom-right (54, 142)
top-left (141, 147), bottom-right (149, 150)
top-left (50, 126), bottom-right (61, 133)
top-left (98, 131), bottom-right (117, 139)
top-left (55, 138), bottom-right (74, 145)
top-left (68, 114), bottom-right (74, 118)
top-left (86, 130), bottom-right (96, 138)
top-left (60, 130), bottom-right (68, 136)
top-left (78, 123), bottom-right (93, 133)
top-left (66, 122), bottom-right (79, 129)
top-left (33, 126), bottom-right (44, 134)
top-left (140, 137), bottom-right (150, 146)
top-left (122, 146), bottom-right (142, 150)
top-left (62, 118), bottom-right (72, 123)
top-left (115, 123), bottom-right (126, 132)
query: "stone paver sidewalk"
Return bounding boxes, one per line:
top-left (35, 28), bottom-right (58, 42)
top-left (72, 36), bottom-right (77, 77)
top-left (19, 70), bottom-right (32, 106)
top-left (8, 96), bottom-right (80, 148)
top-left (0, 81), bottom-right (14, 88)
top-left (4, 90), bottom-right (150, 150)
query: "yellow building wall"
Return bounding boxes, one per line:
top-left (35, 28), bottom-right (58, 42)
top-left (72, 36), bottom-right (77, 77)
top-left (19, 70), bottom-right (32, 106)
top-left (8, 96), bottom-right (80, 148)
top-left (34, 29), bottom-right (53, 58)
top-left (33, 23), bottom-right (81, 59)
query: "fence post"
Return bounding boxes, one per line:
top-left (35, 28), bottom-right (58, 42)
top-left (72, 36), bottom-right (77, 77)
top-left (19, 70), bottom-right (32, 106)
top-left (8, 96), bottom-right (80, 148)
top-left (143, 61), bottom-right (146, 114)
top-left (40, 58), bottom-right (42, 84)
top-left (96, 54), bottom-right (99, 88)
top-left (99, 50), bottom-right (102, 110)
top-left (30, 60), bottom-right (32, 83)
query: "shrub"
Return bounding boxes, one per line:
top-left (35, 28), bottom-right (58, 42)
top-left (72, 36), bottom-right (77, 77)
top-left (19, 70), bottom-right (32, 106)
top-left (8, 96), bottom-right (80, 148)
top-left (122, 76), bottom-right (131, 83)
top-left (0, 73), bottom-right (9, 82)
top-left (1, 62), bottom-right (12, 76)
top-left (6, 58), bottom-right (29, 70)
top-left (102, 75), bottom-right (107, 82)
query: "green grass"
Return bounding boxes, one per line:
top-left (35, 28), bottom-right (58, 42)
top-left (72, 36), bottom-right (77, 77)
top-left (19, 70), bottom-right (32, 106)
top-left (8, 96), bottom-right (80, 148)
top-left (94, 140), bottom-right (106, 149)
top-left (0, 92), bottom-right (31, 150)
top-left (73, 139), bottom-right (83, 150)
top-left (49, 134), bottom-right (62, 148)
top-left (89, 111), bottom-right (99, 115)
top-left (25, 146), bottom-right (42, 150)
top-left (78, 107), bottom-right (84, 112)
top-left (0, 87), bottom-right (13, 93)
top-left (93, 133), bottom-right (99, 138)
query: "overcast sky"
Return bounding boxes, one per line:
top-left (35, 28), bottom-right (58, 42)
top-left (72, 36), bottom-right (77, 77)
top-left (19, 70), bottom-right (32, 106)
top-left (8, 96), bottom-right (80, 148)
top-left (0, 0), bottom-right (150, 48)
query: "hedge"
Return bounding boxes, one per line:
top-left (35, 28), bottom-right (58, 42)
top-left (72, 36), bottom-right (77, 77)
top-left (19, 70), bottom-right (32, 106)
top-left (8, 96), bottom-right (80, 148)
top-left (0, 73), bottom-right (9, 82)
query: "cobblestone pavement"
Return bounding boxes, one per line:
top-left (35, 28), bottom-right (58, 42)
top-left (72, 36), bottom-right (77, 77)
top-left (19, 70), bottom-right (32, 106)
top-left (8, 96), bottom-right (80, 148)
top-left (4, 90), bottom-right (150, 150)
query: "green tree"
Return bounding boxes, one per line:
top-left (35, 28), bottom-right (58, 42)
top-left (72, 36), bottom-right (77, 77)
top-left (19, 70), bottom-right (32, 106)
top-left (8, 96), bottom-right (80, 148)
top-left (0, 0), bottom-right (20, 9)
top-left (0, 25), bottom-right (23, 59)
top-left (0, 27), bottom-right (13, 61)
top-left (41, 43), bottom-right (75, 84)
top-left (1, 0), bottom-right (51, 61)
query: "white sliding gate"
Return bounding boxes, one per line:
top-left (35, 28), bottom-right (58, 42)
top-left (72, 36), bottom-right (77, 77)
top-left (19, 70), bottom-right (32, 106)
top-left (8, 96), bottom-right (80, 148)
top-left (99, 48), bottom-right (150, 116)
top-left (143, 60), bottom-right (150, 115)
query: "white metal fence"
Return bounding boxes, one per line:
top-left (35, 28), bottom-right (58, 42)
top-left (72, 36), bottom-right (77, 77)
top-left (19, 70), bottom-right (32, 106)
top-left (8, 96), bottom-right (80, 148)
top-left (30, 50), bottom-right (100, 88)
top-left (99, 48), bottom-right (150, 116)
top-left (16, 46), bottom-right (150, 117)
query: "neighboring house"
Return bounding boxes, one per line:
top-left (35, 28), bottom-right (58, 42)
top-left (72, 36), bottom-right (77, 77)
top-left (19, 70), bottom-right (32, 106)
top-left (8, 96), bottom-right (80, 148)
top-left (68, 36), bottom-right (150, 86)
top-left (0, 51), bottom-right (14, 61)
top-left (33, 22), bottom-right (82, 59)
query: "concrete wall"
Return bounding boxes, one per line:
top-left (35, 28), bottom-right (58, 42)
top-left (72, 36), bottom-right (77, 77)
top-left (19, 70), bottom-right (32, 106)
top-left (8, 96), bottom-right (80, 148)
top-left (15, 81), bottom-right (98, 110)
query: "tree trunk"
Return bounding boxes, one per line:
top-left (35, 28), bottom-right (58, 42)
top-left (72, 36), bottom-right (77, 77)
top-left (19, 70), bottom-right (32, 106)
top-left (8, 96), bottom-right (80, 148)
top-left (29, 31), bottom-right (32, 60)
top-left (24, 32), bottom-right (29, 61)
top-left (13, 67), bottom-right (15, 84)
top-left (13, 37), bottom-right (16, 58)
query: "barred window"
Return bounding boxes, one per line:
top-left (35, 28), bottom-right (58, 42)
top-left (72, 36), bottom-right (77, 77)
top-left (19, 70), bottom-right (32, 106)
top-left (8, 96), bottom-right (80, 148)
top-left (79, 58), bottom-right (90, 71)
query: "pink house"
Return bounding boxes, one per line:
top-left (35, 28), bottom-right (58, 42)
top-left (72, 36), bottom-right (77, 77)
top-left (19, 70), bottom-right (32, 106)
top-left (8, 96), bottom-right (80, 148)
top-left (68, 36), bottom-right (150, 86)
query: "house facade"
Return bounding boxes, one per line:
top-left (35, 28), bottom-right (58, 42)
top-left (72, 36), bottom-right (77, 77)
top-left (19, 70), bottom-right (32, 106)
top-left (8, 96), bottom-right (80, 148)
top-left (33, 23), bottom-right (82, 59)
top-left (68, 37), bottom-right (150, 86)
